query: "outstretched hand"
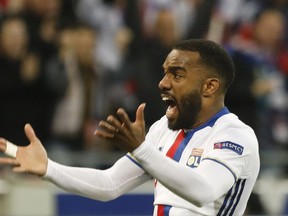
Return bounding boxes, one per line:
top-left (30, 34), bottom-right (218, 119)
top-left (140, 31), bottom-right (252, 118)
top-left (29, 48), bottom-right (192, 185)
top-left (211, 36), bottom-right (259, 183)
top-left (0, 124), bottom-right (48, 176)
top-left (95, 103), bottom-right (146, 152)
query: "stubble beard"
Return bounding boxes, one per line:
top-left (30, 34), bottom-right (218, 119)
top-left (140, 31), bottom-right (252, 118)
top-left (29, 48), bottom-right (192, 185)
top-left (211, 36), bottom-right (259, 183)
top-left (168, 90), bottom-right (202, 131)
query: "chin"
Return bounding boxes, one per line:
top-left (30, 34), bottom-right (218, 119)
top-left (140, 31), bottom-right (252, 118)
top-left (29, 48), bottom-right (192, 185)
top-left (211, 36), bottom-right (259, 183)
top-left (167, 120), bottom-right (175, 130)
top-left (167, 115), bottom-right (195, 131)
top-left (167, 120), bottom-right (181, 131)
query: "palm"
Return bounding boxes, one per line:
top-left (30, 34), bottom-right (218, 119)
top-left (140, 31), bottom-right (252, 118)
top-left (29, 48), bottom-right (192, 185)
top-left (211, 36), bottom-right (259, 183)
top-left (15, 140), bottom-right (47, 175)
top-left (0, 124), bottom-right (48, 176)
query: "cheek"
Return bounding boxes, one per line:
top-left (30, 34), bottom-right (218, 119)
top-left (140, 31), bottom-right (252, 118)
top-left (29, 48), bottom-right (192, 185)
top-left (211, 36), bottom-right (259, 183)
top-left (174, 76), bottom-right (204, 99)
top-left (181, 84), bottom-right (202, 98)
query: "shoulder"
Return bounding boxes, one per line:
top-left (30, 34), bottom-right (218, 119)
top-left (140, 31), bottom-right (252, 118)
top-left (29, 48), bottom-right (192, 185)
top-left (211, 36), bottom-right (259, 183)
top-left (211, 113), bottom-right (258, 151)
top-left (215, 113), bottom-right (256, 134)
top-left (206, 113), bottom-right (260, 178)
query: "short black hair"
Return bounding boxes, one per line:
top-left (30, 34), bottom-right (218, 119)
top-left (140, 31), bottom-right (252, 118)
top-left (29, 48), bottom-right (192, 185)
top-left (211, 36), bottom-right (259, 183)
top-left (173, 39), bottom-right (235, 93)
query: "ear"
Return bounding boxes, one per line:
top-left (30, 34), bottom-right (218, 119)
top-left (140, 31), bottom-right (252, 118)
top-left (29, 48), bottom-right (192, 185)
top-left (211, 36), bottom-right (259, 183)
top-left (202, 78), bottom-right (220, 97)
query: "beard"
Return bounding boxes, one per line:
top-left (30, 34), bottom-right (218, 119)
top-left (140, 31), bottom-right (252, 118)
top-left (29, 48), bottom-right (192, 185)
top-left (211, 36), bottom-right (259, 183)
top-left (168, 89), bottom-right (202, 130)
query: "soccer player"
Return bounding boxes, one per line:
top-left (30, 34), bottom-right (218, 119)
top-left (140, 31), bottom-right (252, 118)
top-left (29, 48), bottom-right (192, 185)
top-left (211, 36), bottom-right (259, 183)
top-left (0, 39), bottom-right (260, 215)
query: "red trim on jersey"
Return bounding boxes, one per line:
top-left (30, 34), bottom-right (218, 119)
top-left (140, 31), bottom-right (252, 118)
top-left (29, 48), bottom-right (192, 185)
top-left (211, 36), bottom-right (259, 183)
top-left (155, 130), bottom-right (185, 188)
top-left (166, 130), bottom-right (185, 158)
top-left (157, 205), bottom-right (164, 216)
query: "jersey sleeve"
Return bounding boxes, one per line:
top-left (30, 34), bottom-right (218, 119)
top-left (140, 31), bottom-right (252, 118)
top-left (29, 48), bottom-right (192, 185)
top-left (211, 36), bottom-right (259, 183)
top-left (131, 140), bottom-right (235, 207)
top-left (43, 155), bottom-right (151, 201)
top-left (205, 124), bottom-right (259, 180)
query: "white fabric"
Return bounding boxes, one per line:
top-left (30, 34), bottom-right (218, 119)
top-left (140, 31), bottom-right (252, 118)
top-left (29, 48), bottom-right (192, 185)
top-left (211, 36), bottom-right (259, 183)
top-left (44, 157), bottom-right (150, 201)
top-left (131, 112), bottom-right (260, 215)
top-left (44, 109), bottom-right (259, 215)
top-left (5, 141), bottom-right (18, 158)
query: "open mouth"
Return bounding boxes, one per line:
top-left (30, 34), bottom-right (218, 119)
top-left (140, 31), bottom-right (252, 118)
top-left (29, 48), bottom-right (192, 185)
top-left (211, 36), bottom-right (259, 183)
top-left (161, 94), bottom-right (178, 120)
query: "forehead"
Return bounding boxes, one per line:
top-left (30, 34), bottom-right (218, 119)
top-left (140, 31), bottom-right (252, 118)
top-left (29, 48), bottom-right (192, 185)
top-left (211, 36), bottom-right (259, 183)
top-left (163, 49), bottom-right (201, 69)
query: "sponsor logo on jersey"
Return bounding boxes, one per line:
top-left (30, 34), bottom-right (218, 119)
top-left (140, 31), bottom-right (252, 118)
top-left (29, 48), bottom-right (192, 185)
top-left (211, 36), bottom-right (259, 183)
top-left (187, 148), bottom-right (203, 168)
top-left (213, 141), bottom-right (244, 155)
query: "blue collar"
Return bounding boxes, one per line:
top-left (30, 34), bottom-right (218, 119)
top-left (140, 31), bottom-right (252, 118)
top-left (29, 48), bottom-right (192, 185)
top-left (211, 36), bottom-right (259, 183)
top-left (185, 107), bottom-right (230, 134)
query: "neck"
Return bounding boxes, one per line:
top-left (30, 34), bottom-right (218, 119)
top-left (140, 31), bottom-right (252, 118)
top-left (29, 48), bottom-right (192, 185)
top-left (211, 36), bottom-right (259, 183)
top-left (193, 100), bottom-right (225, 129)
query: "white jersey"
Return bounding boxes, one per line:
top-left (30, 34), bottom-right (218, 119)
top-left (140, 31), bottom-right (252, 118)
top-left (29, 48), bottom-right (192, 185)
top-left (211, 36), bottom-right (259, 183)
top-left (130, 107), bottom-right (260, 216)
top-left (44, 107), bottom-right (259, 216)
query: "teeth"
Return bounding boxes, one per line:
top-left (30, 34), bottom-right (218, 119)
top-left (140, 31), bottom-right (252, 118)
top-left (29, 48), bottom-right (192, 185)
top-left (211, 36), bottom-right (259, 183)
top-left (162, 96), bottom-right (170, 101)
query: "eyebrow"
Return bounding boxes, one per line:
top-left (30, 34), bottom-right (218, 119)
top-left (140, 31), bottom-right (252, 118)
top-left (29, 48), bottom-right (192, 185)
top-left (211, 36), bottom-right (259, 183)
top-left (163, 66), bottom-right (186, 73)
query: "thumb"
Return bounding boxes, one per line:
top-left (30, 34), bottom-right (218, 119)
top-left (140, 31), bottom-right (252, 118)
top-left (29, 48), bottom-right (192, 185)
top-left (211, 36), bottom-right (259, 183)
top-left (24, 123), bottom-right (38, 143)
top-left (136, 103), bottom-right (146, 124)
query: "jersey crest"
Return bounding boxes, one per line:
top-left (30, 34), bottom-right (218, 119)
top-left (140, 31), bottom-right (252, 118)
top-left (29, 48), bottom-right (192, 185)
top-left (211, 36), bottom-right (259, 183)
top-left (186, 148), bottom-right (203, 168)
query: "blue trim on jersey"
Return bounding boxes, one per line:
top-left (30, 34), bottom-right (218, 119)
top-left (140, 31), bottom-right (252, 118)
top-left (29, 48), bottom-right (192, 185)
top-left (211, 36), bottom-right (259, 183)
top-left (202, 158), bottom-right (237, 182)
top-left (217, 179), bottom-right (246, 216)
top-left (229, 179), bottom-right (246, 215)
top-left (164, 205), bottom-right (171, 216)
top-left (125, 154), bottom-right (143, 169)
top-left (192, 106), bottom-right (230, 131)
top-left (218, 186), bottom-right (232, 216)
top-left (173, 107), bottom-right (230, 162)
top-left (173, 131), bottom-right (193, 161)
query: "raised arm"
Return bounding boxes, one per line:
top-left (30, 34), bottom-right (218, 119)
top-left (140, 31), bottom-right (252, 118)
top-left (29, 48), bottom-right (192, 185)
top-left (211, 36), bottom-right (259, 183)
top-left (0, 123), bottom-right (150, 201)
top-left (95, 104), bottom-right (236, 206)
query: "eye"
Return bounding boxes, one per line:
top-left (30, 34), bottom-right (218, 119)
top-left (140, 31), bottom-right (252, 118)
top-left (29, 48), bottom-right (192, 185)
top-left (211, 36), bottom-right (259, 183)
top-left (174, 73), bottom-right (183, 80)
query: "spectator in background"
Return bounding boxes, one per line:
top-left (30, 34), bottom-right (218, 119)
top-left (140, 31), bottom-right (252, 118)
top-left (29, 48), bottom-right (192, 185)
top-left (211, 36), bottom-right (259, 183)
top-left (0, 0), bottom-right (25, 17)
top-left (46, 25), bottom-right (99, 152)
top-left (135, 0), bottom-right (219, 127)
top-left (225, 9), bottom-right (288, 152)
top-left (207, 0), bottom-right (288, 44)
top-left (135, 8), bottom-right (179, 128)
top-left (210, 0), bottom-right (261, 43)
top-left (142, 0), bottom-right (197, 40)
top-left (186, 0), bottom-right (217, 40)
top-left (21, 0), bottom-right (61, 61)
top-left (75, 0), bottom-right (136, 122)
top-left (0, 16), bottom-right (49, 145)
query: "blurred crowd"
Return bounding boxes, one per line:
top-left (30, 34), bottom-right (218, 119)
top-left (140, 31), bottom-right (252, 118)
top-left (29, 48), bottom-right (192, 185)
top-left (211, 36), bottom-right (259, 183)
top-left (0, 0), bottom-right (288, 214)
top-left (0, 0), bottom-right (288, 162)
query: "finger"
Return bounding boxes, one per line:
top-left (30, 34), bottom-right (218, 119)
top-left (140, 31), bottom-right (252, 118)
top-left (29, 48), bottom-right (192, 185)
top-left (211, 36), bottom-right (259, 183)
top-left (106, 115), bottom-right (122, 129)
top-left (135, 103), bottom-right (146, 125)
top-left (5, 141), bottom-right (18, 158)
top-left (116, 108), bottom-right (132, 130)
top-left (0, 157), bottom-right (20, 166)
top-left (94, 129), bottom-right (115, 139)
top-left (0, 138), bottom-right (19, 158)
top-left (98, 120), bottom-right (118, 133)
top-left (0, 138), bottom-right (6, 152)
top-left (13, 166), bottom-right (28, 173)
top-left (24, 123), bottom-right (38, 143)
top-left (94, 117), bottom-right (121, 138)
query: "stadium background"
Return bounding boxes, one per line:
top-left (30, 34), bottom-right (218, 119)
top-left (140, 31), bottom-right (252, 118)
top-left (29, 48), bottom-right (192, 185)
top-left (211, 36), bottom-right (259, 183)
top-left (1, 0), bottom-right (288, 215)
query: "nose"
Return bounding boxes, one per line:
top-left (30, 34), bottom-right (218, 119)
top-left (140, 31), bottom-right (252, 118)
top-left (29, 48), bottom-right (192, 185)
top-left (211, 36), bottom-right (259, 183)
top-left (158, 74), bottom-right (171, 90)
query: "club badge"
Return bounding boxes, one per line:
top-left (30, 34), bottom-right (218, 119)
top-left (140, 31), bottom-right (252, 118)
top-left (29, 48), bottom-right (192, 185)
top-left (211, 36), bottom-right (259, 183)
top-left (187, 148), bottom-right (203, 168)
